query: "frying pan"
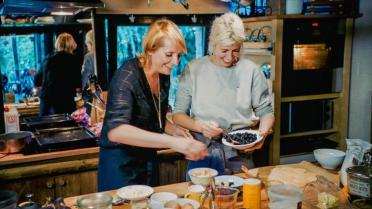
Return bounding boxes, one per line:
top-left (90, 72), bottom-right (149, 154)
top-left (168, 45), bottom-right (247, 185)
top-left (0, 131), bottom-right (32, 154)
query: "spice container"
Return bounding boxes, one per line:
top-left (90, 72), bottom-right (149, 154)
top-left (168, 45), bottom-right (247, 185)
top-left (243, 178), bottom-right (261, 209)
top-left (346, 165), bottom-right (372, 207)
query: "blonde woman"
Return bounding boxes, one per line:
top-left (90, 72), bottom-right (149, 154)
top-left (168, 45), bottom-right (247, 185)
top-left (173, 13), bottom-right (274, 178)
top-left (97, 19), bottom-right (208, 191)
top-left (38, 32), bottom-right (82, 116)
top-left (81, 30), bottom-right (95, 88)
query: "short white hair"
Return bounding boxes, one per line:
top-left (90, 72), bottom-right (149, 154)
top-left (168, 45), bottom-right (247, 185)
top-left (208, 13), bottom-right (245, 54)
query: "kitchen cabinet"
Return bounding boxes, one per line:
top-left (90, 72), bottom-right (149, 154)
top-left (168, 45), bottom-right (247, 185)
top-left (0, 149), bottom-right (99, 203)
top-left (0, 170), bottom-right (97, 204)
top-left (241, 15), bottom-right (357, 165)
top-left (0, 147), bottom-right (188, 203)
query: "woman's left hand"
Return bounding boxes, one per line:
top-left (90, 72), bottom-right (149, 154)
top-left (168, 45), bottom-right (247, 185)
top-left (172, 125), bottom-right (193, 138)
top-left (242, 139), bottom-right (265, 152)
top-left (242, 114), bottom-right (274, 152)
top-left (242, 127), bottom-right (272, 152)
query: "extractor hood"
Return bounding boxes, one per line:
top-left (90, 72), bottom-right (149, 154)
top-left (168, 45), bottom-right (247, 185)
top-left (0, 0), bottom-right (105, 15)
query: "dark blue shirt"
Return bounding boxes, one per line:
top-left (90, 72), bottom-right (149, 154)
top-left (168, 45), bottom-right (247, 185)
top-left (98, 58), bottom-right (170, 191)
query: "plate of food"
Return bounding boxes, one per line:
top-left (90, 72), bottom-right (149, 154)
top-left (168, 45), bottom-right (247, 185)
top-left (117, 185), bottom-right (154, 201)
top-left (215, 175), bottom-right (245, 188)
top-left (222, 129), bottom-right (263, 150)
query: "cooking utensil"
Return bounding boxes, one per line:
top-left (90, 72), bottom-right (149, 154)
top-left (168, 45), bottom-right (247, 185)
top-left (0, 131), bottom-right (32, 154)
top-left (35, 127), bottom-right (97, 151)
top-left (23, 114), bottom-right (77, 131)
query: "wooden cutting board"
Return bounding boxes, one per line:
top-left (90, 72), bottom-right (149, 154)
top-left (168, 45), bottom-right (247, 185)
top-left (246, 161), bottom-right (339, 187)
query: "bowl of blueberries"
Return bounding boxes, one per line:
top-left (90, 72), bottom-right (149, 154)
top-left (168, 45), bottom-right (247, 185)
top-left (222, 129), bottom-right (263, 150)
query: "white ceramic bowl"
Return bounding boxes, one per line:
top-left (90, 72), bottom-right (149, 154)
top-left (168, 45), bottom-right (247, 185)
top-left (188, 168), bottom-right (218, 186)
top-left (165, 198), bottom-right (200, 209)
top-left (214, 175), bottom-right (245, 188)
top-left (222, 130), bottom-right (263, 150)
top-left (313, 148), bottom-right (346, 169)
top-left (117, 185), bottom-right (154, 201)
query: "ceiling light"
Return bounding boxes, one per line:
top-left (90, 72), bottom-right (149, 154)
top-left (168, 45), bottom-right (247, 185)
top-left (51, 10), bottom-right (74, 15)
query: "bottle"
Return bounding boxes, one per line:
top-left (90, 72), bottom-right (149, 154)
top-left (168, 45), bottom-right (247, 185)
top-left (4, 105), bottom-right (20, 133)
top-left (243, 178), bottom-right (261, 209)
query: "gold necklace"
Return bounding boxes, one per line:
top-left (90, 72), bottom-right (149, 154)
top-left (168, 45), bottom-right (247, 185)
top-left (146, 73), bottom-right (162, 130)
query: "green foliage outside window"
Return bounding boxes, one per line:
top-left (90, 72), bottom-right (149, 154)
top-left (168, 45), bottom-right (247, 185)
top-left (0, 34), bottom-right (46, 103)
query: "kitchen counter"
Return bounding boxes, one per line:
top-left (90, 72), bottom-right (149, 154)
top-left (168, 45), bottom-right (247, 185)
top-left (63, 173), bottom-right (270, 209)
top-left (63, 162), bottom-right (340, 209)
top-left (0, 147), bottom-right (99, 167)
top-left (0, 147), bottom-right (184, 183)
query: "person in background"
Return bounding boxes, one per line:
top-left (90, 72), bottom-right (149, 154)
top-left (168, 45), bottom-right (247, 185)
top-left (35, 32), bottom-right (82, 116)
top-left (98, 19), bottom-right (208, 191)
top-left (81, 30), bottom-right (95, 89)
top-left (172, 13), bottom-right (274, 179)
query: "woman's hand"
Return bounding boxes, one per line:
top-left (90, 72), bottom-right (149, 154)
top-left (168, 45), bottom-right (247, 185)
top-left (174, 137), bottom-right (208, 161)
top-left (165, 120), bottom-right (192, 138)
top-left (195, 120), bottom-right (223, 139)
top-left (242, 138), bottom-right (265, 152)
top-left (241, 128), bottom-right (272, 152)
top-left (242, 114), bottom-right (274, 152)
top-left (172, 125), bottom-right (193, 138)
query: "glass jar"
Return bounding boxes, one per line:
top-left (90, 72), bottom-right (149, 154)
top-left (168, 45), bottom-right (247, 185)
top-left (76, 193), bottom-right (112, 209)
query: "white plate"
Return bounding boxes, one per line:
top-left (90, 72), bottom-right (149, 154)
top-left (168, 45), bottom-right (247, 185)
top-left (117, 185), bottom-right (154, 201)
top-left (165, 198), bottom-right (200, 209)
top-left (222, 129), bottom-right (263, 150)
top-left (215, 175), bottom-right (245, 187)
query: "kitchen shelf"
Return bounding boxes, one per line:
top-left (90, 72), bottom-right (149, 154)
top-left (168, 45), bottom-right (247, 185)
top-left (242, 42), bottom-right (273, 56)
top-left (0, 23), bottom-right (91, 35)
top-left (243, 42), bottom-right (273, 49)
top-left (280, 128), bottom-right (338, 139)
top-left (281, 93), bottom-right (341, 103)
top-left (242, 14), bottom-right (363, 23)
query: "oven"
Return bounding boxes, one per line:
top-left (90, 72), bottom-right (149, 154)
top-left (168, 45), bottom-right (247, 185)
top-left (281, 18), bottom-right (346, 97)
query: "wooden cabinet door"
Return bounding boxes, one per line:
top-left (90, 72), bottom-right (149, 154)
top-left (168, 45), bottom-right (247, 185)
top-left (54, 170), bottom-right (97, 199)
top-left (0, 176), bottom-right (55, 203)
top-left (158, 159), bottom-right (187, 185)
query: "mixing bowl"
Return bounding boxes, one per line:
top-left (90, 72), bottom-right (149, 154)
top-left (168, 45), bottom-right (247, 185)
top-left (313, 148), bottom-right (345, 169)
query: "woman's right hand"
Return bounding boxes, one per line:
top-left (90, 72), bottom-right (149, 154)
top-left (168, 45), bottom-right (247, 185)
top-left (174, 137), bottom-right (208, 161)
top-left (195, 120), bottom-right (223, 139)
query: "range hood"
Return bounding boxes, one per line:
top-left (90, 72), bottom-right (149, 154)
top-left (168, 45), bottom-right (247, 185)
top-left (0, 0), bottom-right (104, 15)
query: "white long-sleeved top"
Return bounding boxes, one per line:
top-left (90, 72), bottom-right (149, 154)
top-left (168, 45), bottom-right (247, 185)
top-left (174, 56), bottom-right (273, 131)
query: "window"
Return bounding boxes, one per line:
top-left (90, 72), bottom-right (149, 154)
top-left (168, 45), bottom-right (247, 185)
top-left (0, 34), bottom-right (47, 103)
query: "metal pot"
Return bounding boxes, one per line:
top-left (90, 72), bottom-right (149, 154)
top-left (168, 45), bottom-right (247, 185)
top-left (0, 190), bottom-right (18, 209)
top-left (0, 131), bottom-right (32, 154)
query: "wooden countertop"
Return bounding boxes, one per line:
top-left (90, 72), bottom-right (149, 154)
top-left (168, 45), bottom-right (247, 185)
top-left (0, 146), bottom-right (181, 180)
top-left (63, 162), bottom-right (340, 209)
top-left (0, 147), bottom-right (180, 167)
top-left (64, 173), bottom-right (270, 209)
top-left (0, 147), bottom-right (100, 167)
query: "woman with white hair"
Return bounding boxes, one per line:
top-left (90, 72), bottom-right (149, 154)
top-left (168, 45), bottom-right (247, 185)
top-left (173, 13), bottom-right (274, 178)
